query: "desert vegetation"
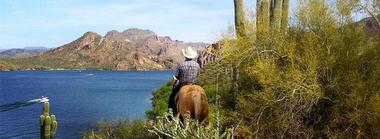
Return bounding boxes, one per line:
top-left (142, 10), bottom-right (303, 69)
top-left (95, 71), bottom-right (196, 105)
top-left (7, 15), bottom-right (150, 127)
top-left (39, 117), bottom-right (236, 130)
top-left (202, 0), bottom-right (380, 138)
top-left (85, 0), bottom-right (380, 138)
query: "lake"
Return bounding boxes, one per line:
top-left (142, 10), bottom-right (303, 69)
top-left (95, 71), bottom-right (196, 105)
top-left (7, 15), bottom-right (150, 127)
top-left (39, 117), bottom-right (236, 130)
top-left (0, 70), bottom-right (174, 138)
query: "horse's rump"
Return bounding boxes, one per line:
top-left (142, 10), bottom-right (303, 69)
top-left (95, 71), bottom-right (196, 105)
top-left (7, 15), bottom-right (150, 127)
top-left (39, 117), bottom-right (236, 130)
top-left (175, 85), bottom-right (209, 124)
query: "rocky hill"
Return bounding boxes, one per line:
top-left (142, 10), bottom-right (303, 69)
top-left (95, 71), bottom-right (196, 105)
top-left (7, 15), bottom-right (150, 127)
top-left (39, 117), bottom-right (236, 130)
top-left (0, 47), bottom-right (47, 58)
top-left (23, 28), bottom-right (207, 70)
top-left (356, 14), bottom-right (380, 34)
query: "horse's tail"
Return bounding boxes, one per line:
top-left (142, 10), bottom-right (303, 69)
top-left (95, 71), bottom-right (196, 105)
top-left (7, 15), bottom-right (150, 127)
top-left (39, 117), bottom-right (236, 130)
top-left (193, 92), bottom-right (202, 120)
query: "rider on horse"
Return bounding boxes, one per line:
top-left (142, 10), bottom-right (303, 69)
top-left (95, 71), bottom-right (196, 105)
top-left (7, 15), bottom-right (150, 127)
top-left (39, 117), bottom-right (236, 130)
top-left (169, 47), bottom-right (200, 114)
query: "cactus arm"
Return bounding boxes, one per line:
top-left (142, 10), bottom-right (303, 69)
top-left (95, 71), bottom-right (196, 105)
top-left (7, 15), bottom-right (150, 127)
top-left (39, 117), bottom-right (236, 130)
top-left (257, 0), bottom-right (262, 26)
top-left (271, 0), bottom-right (283, 33)
top-left (40, 115), bottom-right (45, 139)
top-left (42, 102), bottom-right (50, 116)
top-left (51, 121), bottom-right (57, 137)
top-left (50, 115), bottom-right (57, 137)
top-left (262, 0), bottom-right (271, 33)
top-left (257, 0), bottom-right (271, 40)
top-left (40, 115), bottom-right (45, 126)
top-left (44, 116), bottom-right (51, 139)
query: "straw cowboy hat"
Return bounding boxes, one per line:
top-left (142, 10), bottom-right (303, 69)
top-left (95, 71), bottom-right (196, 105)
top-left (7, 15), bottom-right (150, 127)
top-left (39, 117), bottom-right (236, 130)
top-left (182, 47), bottom-right (198, 59)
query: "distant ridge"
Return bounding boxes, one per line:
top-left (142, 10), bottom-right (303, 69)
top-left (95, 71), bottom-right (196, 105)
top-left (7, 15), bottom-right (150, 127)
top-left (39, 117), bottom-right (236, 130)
top-left (0, 47), bottom-right (47, 58)
top-left (356, 14), bottom-right (380, 34)
top-left (28, 28), bottom-right (208, 70)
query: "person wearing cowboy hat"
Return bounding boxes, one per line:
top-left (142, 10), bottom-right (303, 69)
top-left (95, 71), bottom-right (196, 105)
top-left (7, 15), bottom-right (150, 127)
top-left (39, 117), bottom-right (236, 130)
top-left (168, 47), bottom-right (200, 114)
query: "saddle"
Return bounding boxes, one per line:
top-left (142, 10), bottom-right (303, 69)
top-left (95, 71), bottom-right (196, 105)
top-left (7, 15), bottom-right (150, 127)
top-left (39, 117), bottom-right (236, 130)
top-left (173, 80), bottom-right (195, 93)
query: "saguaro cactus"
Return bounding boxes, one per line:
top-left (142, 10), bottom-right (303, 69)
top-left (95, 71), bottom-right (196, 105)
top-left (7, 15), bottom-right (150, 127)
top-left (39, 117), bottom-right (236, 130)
top-left (257, 0), bottom-right (290, 35)
top-left (256, 0), bottom-right (271, 34)
top-left (234, 0), bottom-right (247, 38)
top-left (40, 102), bottom-right (58, 139)
top-left (281, 0), bottom-right (290, 33)
top-left (271, 0), bottom-right (283, 33)
top-left (262, 0), bottom-right (271, 33)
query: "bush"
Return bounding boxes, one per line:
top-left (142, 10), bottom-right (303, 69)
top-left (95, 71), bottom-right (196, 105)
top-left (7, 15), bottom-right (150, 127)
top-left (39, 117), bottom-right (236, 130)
top-left (147, 110), bottom-right (235, 139)
top-left (198, 1), bottom-right (380, 138)
top-left (145, 80), bottom-right (174, 119)
top-left (85, 1), bottom-right (380, 138)
top-left (83, 119), bottom-right (155, 139)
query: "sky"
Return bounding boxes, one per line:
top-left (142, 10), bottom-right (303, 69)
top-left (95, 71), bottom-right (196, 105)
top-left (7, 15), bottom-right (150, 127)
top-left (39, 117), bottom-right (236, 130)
top-left (0, 0), bottom-right (298, 49)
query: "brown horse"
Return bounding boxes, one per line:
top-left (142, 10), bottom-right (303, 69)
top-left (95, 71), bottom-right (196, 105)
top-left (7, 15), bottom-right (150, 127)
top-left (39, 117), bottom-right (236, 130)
top-left (174, 84), bottom-right (209, 124)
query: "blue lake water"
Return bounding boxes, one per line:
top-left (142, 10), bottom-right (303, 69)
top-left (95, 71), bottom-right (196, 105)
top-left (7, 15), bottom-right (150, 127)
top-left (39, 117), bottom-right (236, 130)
top-left (0, 70), bottom-right (173, 139)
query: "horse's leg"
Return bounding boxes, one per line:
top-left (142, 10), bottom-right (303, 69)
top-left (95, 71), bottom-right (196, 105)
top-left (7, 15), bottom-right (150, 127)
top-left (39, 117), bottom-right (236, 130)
top-left (201, 95), bottom-right (209, 125)
top-left (170, 84), bottom-right (183, 115)
top-left (193, 92), bottom-right (202, 120)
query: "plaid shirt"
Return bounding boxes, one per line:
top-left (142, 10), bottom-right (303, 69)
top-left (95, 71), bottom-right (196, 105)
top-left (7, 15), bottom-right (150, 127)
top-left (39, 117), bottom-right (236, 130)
top-left (175, 59), bottom-right (200, 84)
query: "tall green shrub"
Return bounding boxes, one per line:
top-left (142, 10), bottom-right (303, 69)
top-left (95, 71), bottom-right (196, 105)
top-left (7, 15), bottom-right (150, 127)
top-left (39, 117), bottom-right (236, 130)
top-left (205, 0), bottom-right (380, 138)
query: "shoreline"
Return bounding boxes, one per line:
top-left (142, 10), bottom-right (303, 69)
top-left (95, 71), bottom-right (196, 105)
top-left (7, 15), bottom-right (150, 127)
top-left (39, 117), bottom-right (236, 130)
top-left (0, 68), bottom-right (175, 72)
top-left (1, 70), bottom-right (171, 138)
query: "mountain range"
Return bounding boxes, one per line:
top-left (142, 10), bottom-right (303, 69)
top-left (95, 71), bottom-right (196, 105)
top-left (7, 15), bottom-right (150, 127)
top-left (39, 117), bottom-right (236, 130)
top-left (0, 28), bottom-right (207, 70)
top-left (1, 15), bottom-right (378, 71)
top-left (0, 47), bottom-right (48, 58)
top-left (360, 15), bottom-right (380, 34)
